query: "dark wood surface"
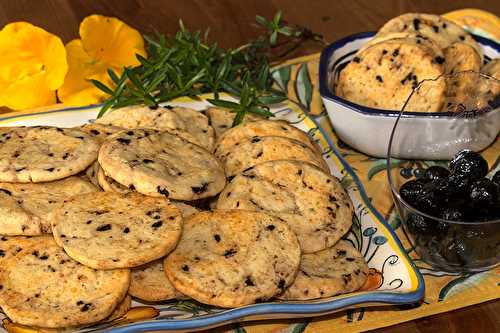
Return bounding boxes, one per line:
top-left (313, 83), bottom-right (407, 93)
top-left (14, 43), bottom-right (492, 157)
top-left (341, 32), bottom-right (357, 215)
top-left (1, 1), bottom-right (499, 332)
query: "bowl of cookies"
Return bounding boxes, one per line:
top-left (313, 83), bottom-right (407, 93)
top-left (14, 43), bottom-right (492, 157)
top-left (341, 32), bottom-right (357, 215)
top-left (319, 13), bottom-right (500, 158)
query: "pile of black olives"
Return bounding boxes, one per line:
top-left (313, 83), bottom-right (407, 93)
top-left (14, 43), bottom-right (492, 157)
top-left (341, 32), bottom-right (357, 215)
top-left (398, 150), bottom-right (499, 269)
top-left (400, 150), bottom-right (499, 221)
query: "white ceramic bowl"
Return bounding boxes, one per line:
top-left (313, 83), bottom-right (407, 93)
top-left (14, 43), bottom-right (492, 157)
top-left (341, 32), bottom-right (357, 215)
top-left (319, 32), bottom-right (500, 159)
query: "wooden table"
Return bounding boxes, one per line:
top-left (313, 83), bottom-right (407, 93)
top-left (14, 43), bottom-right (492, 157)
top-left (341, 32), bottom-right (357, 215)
top-left (1, 1), bottom-right (499, 332)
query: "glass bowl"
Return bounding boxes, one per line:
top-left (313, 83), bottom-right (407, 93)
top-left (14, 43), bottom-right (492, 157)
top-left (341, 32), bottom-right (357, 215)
top-left (387, 72), bottom-right (500, 273)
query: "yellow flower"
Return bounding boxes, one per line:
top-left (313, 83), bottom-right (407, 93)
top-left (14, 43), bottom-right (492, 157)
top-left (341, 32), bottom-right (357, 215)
top-left (0, 22), bottom-right (67, 110)
top-left (58, 15), bottom-right (147, 106)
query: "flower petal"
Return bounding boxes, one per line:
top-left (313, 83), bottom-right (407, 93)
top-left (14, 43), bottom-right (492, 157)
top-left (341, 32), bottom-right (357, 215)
top-left (0, 72), bottom-right (56, 110)
top-left (58, 39), bottom-right (119, 106)
top-left (0, 22), bottom-right (67, 109)
top-left (79, 15), bottom-right (146, 68)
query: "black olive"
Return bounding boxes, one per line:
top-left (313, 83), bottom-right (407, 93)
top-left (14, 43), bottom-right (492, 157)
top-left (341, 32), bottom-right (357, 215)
top-left (399, 180), bottom-right (425, 206)
top-left (469, 178), bottom-right (498, 209)
top-left (406, 214), bottom-right (432, 235)
top-left (449, 150), bottom-right (488, 181)
top-left (441, 174), bottom-right (470, 198)
top-left (422, 166), bottom-right (450, 183)
top-left (414, 185), bottom-right (442, 215)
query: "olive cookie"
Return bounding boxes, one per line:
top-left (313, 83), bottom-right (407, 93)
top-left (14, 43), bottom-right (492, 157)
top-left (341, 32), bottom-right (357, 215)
top-left (164, 210), bottom-right (301, 308)
top-left (277, 240), bottom-right (369, 300)
top-left (98, 128), bottom-right (226, 200)
top-left (0, 126), bottom-right (100, 183)
top-left (51, 192), bottom-right (183, 269)
top-left (217, 136), bottom-right (329, 178)
top-left (0, 236), bottom-right (130, 328)
top-left (216, 160), bottom-right (353, 253)
top-left (96, 105), bottom-right (215, 151)
top-left (0, 177), bottom-right (99, 235)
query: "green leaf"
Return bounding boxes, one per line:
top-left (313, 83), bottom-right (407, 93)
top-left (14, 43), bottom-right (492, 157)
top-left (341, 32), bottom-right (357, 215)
top-left (232, 110), bottom-right (246, 126)
top-left (438, 273), bottom-right (486, 301)
top-left (295, 63), bottom-right (313, 109)
top-left (257, 94), bottom-right (287, 105)
top-left (255, 15), bottom-right (268, 27)
top-left (273, 10), bottom-right (283, 26)
top-left (269, 30), bottom-right (278, 45)
top-left (107, 68), bottom-right (120, 84)
top-left (206, 99), bottom-right (241, 109)
top-left (90, 79), bottom-right (114, 95)
top-left (248, 106), bottom-right (274, 117)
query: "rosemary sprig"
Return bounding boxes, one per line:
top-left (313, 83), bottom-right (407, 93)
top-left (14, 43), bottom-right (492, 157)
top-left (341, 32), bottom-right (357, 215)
top-left (92, 11), bottom-right (323, 125)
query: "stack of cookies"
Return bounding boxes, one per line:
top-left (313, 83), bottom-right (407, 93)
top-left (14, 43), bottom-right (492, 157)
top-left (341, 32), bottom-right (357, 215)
top-left (0, 105), bottom-right (368, 329)
top-left (336, 13), bottom-right (500, 112)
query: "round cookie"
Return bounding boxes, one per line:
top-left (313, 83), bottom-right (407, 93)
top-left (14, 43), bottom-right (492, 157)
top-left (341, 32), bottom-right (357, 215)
top-left (129, 259), bottom-right (184, 302)
top-left (277, 240), bottom-right (369, 300)
top-left (97, 164), bottom-right (131, 194)
top-left (0, 177), bottom-right (100, 235)
top-left (358, 31), bottom-right (443, 56)
top-left (377, 13), bottom-right (483, 60)
top-left (98, 128), bottom-right (226, 200)
top-left (205, 107), bottom-right (263, 139)
top-left (216, 160), bottom-right (353, 253)
top-left (217, 136), bottom-right (329, 178)
top-left (51, 192), bottom-right (183, 269)
top-left (214, 120), bottom-right (321, 158)
top-left (95, 105), bottom-right (215, 151)
top-left (337, 39), bottom-right (446, 111)
top-left (442, 42), bottom-right (482, 110)
top-left (0, 237), bottom-right (130, 328)
top-left (164, 210), bottom-right (301, 308)
top-left (0, 126), bottom-right (100, 183)
top-left (33, 295), bottom-right (132, 333)
top-left (78, 123), bottom-right (124, 144)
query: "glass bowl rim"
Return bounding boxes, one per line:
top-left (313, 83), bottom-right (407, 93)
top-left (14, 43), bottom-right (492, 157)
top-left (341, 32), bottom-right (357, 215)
top-left (387, 72), bottom-right (500, 225)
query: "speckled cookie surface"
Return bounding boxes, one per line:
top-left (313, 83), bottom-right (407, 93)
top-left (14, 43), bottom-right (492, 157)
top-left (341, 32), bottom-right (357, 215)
top-left (337, 39), bottom-right (446, 111)
top-left (278, 240), bottom-right (369, 300)
top-left (95, 105), bottom-right (215, 151)
top-left (0, 237), bottom-right (130, 328)
top-left (217, 136), bottom-right (328, 178)
top-left (377, 13), bottom-right (483, 60)
top-left (164, 210), bottom-right (301, 308)
top-left (214, 120), bottom-right (320, 158)
top-left (98, 128), bottom-right (225, 200)
top-left (78, 123), bottom-right (124, 144)
top-left (129, 259), bottom-right (184, 302)
top-left (0, 126), bottom-right (100, 183)
top-left (51, 192), bottom-right (183, 269)
top-left (0, 177), bottom-right (99, 235)
top-left (0, 236), bottom-right (40, 264)
top-left (205, 107), bottom-right (263, 138)
top-left (217, 160), bottom-right (353, 253)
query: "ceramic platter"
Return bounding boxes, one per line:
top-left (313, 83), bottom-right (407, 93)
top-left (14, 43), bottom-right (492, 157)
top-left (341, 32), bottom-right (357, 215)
top-left (0, 96), bottom-right (424, 332)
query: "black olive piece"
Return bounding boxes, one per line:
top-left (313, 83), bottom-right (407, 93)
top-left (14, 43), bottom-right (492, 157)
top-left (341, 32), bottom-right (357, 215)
top-left (437, 174), bottom-right (470, 198)
top-left (399, 180), bottom-right (425, 206)
top-left (441, 208), bottom-right (463, 221)
top-left (449, 150), bottom-right (488, 181)
top-left (414, 188), bottom-right (441, 215)
top-left (406, 213), bottom-right (433, 235)
top-left (422, 166), bottom-right (450, 183)
top-left (469, 178), bottom-right (498, 209)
